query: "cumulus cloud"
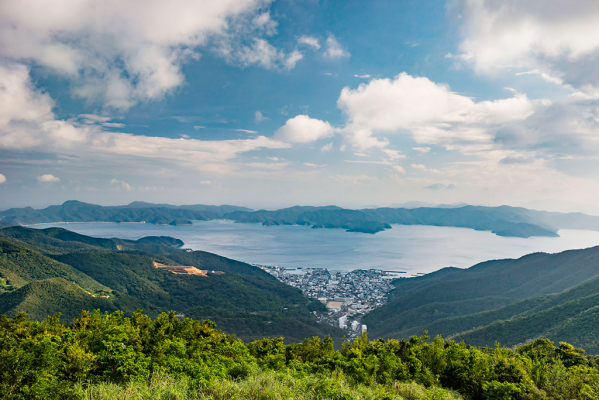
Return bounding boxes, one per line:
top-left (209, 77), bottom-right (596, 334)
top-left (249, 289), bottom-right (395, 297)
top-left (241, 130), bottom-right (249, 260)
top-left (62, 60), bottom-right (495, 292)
top-left (215, 11), bottom-right (304, 72)
top-left (452, 0), bottom-right (599, 95)
top-left (275, 115), bottom-right (335, 143)
top-left (337, 72), bottom-right (539, 150)
top-left (0, 174), bottom-right (6, 184)
top-left (38, 174), bottom-right (59, 183)
top-left (323, 34), bottom-right (350, 59)
top-left (0, 0), bottom-right (283, 110)
top-left (298, 36), bottom-right (320, 49)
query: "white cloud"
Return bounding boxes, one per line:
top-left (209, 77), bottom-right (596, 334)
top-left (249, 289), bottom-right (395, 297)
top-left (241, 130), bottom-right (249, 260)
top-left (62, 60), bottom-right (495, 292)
top-left (275, 115), bottom-right (335, 143)
top-left (393, 165), bottom-right (406, 174)
top-left (321, 143), bottom-right (333, 152)
top-left (194, 126), bottom-right (206, 130)
top-left (298, 36), bottom-right (320, 49)
top-left (255, 111), bottom-right (267, 122)
top-left (453, 0), bottom-right (599, 94)
top-left (102, 122), bottom-right (125, 128)
top-left (38, 174), bottom-right (60, 183)
top-left (230, 39), bottom-right (285, 70)
top-left (413, 147), bottom-right (431, 153)
top-left (200, 180), bottom-right (212, 185)
top-left (323, 34), bottom-right (350, 59)
top-left (0, 63), bottom-right (290, 177)
top-left (79, 114), bottom-right (111, 124)
top-left (0, 0), bottom-right (274, 110)
top-left (337, 72), bottom-right (538, 150)
top-left (111, 178), bottom-right (132, 190)
top-left (304, 163), bottom-right (326, 168)
top-left (235, 129), bottom-right (258, 134)
top-left (285, 50), bottom-right (304, 70)
top-left (0, 174), bottom-right (6, 184)
top-left (382, 149), bottom-right (405, 160)
top-left (411, 164), bottom-right (427, 170)
top-left (252, 12), bottom-right (278, 36)
top-left (354, 74), bottom-right (371, 79)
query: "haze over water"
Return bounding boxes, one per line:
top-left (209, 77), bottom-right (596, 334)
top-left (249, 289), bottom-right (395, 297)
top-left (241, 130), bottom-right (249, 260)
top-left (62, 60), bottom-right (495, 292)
top-left (32, 221), bottom-right (599, 275)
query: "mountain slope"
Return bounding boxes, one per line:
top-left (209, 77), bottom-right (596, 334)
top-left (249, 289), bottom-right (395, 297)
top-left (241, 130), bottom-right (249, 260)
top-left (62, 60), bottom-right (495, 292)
top-left (0, 278), bottom-right (117, 321)
top-left (0, 237), bottom-right (109, 292)
top-left (364, 245), bottom-right (599, 339)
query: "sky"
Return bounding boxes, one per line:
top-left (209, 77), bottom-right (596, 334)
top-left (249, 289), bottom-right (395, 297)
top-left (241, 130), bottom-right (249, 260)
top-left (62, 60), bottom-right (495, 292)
top-left (2, 0), bottom-right (599, 213)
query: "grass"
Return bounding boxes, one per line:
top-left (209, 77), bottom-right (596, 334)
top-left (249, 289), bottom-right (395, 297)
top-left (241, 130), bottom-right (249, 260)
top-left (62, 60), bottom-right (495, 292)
top-left (76, 369), bottom-right (463, 400)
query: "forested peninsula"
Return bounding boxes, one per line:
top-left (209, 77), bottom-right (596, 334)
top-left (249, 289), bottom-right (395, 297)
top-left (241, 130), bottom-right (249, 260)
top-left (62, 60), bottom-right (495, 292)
top-left (4, 200), bottom-right (599, 237)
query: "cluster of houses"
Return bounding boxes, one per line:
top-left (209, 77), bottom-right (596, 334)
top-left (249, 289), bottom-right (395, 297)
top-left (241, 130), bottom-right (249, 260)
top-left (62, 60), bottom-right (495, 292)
top-left (257, 265), bottom-right (396, 335)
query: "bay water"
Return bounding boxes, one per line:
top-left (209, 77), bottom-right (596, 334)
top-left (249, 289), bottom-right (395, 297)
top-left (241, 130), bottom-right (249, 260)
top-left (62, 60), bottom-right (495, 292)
top-left (31, 221), bottom-right (599, 275)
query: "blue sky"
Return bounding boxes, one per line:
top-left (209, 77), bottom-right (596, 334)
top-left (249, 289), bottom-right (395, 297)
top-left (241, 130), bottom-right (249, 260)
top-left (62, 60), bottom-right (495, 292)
top-left (1, 0), bottom-right (599, 213)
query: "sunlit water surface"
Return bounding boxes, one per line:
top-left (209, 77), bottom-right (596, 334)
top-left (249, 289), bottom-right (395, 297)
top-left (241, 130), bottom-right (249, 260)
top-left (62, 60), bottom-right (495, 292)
top-left (32, 221), bottom-right (599, 275)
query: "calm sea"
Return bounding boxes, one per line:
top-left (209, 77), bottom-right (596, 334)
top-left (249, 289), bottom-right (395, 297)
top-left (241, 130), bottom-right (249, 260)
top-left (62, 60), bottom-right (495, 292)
top-left (32, 221), bottom-right (599, 275)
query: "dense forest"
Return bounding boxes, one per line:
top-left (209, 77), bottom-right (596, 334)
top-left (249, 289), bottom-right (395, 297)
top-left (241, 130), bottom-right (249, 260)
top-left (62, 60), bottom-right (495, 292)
top-left (364, 245), bottom-right (599, 353)
top-left (5, 199), bottom-right (599, 237)
top-left (0, 226), bottom-right (342, 343)
top-left (2, 311), bottom-right (599, 399)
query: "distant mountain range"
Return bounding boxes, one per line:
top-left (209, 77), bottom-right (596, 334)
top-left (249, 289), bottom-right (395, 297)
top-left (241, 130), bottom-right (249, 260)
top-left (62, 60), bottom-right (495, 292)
top-left (364, 245), bottom-right (599, 353)
top-left (3, 200), bottom-right (599, 238)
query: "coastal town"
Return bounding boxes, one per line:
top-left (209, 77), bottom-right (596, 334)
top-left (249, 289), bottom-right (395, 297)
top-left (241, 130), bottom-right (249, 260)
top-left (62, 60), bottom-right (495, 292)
top-left (256, 265), bottom-right (399, 337)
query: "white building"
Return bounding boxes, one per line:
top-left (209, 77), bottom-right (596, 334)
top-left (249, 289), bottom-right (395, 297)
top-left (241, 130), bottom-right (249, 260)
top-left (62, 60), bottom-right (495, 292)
top-left (361, 324), bottom-right (367, 334)
top-left (351, 320), bottom-right (361, 332)
top-left (338, 315), bottom-right (348, 329)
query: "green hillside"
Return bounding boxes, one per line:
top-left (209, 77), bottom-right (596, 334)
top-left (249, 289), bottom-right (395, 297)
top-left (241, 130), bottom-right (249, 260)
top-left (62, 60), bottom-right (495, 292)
top-left (364, 246), bottom-right (599, 336)
top-left (0, 226), bottom-right (342, 342)
top-left (0, 237), bottom-right (108, 292)
top-left (0, 278), bottom-right (117, 321)
top-left (365, 245), bottom-right (599, 353)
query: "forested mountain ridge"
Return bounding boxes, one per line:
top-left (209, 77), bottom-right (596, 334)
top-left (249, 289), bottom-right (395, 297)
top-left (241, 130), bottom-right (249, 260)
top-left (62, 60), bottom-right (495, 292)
top-left (0, 200), bottom-right (251, 226)
top-left (0, 226), bottom-right (342, 342)
top-left (364, 244), bottom-right (599, 353)
top-left (4, 200), bottom-right (599, 237)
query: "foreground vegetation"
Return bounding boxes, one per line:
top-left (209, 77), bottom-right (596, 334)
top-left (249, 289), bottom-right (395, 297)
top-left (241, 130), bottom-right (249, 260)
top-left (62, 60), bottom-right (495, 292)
top-left (2, 311), bottom-right (599, 399)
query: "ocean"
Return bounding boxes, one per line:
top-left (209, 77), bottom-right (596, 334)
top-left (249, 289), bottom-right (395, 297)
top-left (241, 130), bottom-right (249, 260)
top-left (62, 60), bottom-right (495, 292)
top-left (32, 220), bottom-right (599, 275)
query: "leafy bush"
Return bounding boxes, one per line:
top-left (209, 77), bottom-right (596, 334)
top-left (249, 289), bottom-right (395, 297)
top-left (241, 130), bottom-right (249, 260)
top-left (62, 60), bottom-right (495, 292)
top-left (1, 312), bottom-right (599, 399)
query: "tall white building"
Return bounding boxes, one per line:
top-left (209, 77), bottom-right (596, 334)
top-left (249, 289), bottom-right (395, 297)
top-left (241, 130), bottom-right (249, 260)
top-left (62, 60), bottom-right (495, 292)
top-left (338, 315), bottom-right (348, 329)
top-left (361, 324), bottom-right (367, 334)
top-left (351, 320), bottom-right (361, 332)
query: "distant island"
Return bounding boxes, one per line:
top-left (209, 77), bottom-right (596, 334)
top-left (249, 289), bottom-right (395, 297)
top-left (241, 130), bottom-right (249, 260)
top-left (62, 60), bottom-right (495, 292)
top-left (3, 200), bottom-right (599, 238)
